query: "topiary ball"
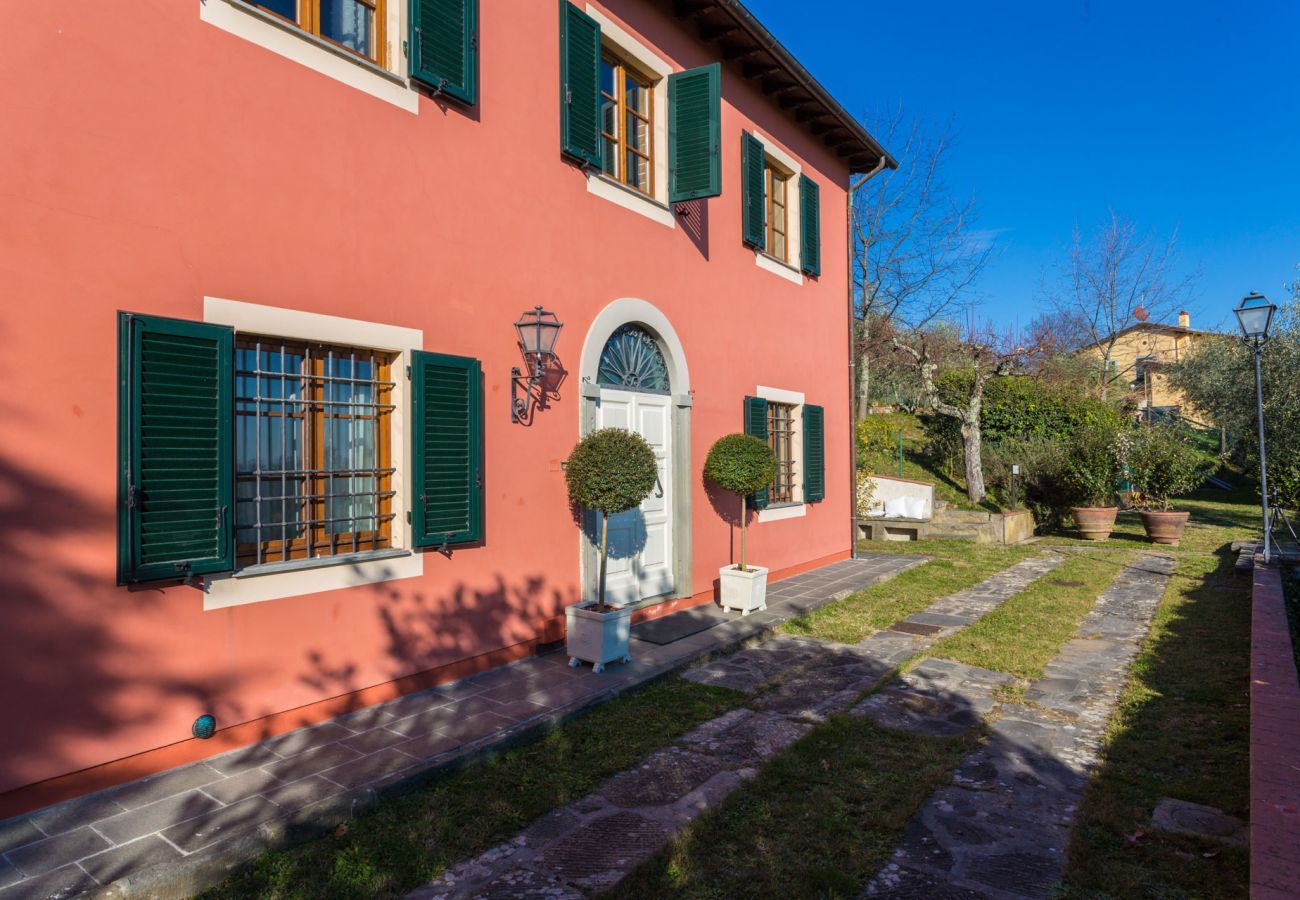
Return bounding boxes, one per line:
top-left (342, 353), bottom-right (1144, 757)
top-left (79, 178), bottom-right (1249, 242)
top-left (704, 433), bottom-right (777, 497)
top-left (565, 428), bottom-right (659, 516)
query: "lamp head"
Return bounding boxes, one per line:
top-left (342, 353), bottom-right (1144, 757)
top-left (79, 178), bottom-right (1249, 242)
top-left (514, 306), bottom-right (563, 358)
top-left (1234, 291), bottom-right (1276, 343)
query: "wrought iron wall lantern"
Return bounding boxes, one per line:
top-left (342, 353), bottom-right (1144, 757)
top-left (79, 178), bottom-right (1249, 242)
top-left (512, 306), bottom-right (564, 424)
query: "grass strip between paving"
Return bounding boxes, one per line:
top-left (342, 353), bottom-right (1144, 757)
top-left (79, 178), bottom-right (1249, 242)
top-left (205, 680), bottom-right (743, 900)
top-left (781, 540), bottom-right (1039, 644)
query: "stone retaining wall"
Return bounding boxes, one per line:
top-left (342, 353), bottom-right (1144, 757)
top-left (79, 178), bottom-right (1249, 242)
top-left (1249, 563), bottom-right (1300, 899)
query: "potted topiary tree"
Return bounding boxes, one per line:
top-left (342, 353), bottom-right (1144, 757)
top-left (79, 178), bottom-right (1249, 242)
top-left (704, 433), bottom-right (777, 615)
top-left (564, 427), bottom-right (659, 672)
top-left (1062, 426), bottom-right (1123, 541)
top-left (1123, 425), bottom-right (1212, 545)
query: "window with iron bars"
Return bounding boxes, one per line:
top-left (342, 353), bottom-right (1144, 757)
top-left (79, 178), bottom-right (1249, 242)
top-left (234, 337), bottom-right (396, 568)
top-left (767, 401), bottom-right (797, 504)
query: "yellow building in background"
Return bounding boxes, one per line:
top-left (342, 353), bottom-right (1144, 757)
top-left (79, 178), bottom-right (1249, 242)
top-left (1081, 310), bottom-right (1215, 423)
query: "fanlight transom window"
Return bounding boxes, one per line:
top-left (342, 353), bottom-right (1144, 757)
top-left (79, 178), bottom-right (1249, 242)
top-left (597, 324), bottom-right (670, 393)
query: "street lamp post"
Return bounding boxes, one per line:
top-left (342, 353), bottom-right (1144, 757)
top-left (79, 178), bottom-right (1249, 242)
top-left (1234, 291), bottom-right (1278, 563)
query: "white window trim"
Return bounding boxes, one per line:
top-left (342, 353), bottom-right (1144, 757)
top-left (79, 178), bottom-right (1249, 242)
top-left (749, 131), bottom-right (805, 284)
top-left (583, 4), bottom-right (675, 228)
top-left (754, 384), bottom-right (807, 523)
top-left (199, 0), bottom-right (419, 114)
top-left (200, 297), bottom-right (424, 610)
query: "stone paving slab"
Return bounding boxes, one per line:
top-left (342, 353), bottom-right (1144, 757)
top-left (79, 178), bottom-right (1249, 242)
top-left (864, 553), bottom-right (1175, 900)
top-left (0, 554), bottom-right (922, 900)
top-left (412, 552), bottom-right (1069, 898)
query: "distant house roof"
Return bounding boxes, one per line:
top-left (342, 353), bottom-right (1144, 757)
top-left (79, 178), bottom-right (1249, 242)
top-left (675, 0), bottom-right (896, 174)
top-left (1081, 321), bottom-right (1213, 351)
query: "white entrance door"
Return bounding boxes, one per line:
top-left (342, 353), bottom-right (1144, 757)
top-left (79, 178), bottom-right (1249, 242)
top-left (595, 389), bottom-right (674, 606)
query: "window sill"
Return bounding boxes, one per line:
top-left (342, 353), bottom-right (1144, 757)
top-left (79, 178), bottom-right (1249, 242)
top-left (201, 0), bottom-right (419, 113)
top-left (754, 250), bottom-right (805, 285)
top-left (233, 548), bottom-right (411, 579)
top-left (757, 502), bottom-right (806, 523)
top-left (585, 171), bottom-right (676, 229)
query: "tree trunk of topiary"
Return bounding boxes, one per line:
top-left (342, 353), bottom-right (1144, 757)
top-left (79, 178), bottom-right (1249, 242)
top-left (597, 512), bottom-right (609, 611)
top-left (739, 495), bottom-right (748, 572)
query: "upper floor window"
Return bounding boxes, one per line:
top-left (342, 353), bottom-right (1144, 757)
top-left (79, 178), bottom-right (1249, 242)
top-left (600, 53), bottom-right (655, 197)
top-left (251, 0), bottom-right (385, 64)
top-left (765, 163), bottom-right (790, 264)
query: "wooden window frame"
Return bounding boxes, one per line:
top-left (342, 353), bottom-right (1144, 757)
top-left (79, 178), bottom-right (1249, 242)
top-left (234, 336), bottom-right (396, 569)
top-left (251, 0), bottom-right (387, 67)
top-left (767, 401), bottom-right (797, 504)
top-left (764, 161), bottom-right (790, 263)
top-left (600, 51), bottom-right (656, 198)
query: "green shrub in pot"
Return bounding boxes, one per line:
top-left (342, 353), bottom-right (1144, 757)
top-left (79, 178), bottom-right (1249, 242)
top-left (565, 428), bottom-right (658, 610)
top-left (1057, 425), bottom-right (1124, 540)
top-left (1121, 425), bottom-right (1215, 545)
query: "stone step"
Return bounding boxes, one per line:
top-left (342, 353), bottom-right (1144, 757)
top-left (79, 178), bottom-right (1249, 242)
top-left (925, 531), bottom-right (979, 541)
top-left (933, 509), bottom-right (995, 525)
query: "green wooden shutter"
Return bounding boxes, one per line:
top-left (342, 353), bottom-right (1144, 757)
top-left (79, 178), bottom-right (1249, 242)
top-left (410, 0), bottom-right (478, 105)
top-left (668, 63), bottom-right (721, 202)
top-left (117, 313), bottom-right (234, 584)
top-left (803, 403), bottom-right (825, 503)
top-left (559, 1), bottom-right (601, 166)
top-left (799, 175), bottom-right (821, 276)
top-left (741, 132), bottom-right (766, 249)
top-left (412, 351), bottom-right (484, 547)
top-left (744, 395), bottom-right (770, 510)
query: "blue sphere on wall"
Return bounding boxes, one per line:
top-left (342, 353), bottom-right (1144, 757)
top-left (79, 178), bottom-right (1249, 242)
top-left (192, 714), bottom-right (217, 740)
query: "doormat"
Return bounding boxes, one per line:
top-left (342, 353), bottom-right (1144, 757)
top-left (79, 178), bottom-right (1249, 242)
top-left (632, 606), bottom-right (729, 645)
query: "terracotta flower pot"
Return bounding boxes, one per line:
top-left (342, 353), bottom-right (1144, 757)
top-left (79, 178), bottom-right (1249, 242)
top-left (1140, 510), bottom-right (1190, 546)
top-left (1070, 506), bottom-right (1118, 541)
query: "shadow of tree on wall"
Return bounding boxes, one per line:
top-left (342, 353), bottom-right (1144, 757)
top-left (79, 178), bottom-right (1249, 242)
top-left (293, 561), bottom-right (580, 724)
top-left (0, 447), bottom-right (252, 800)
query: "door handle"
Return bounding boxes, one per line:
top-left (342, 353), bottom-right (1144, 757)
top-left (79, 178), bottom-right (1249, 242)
top-left (654, 476), bottom-right (664, 499)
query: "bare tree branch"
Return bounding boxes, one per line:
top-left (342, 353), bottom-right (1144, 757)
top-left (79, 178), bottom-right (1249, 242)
top-left (851, 107), bottom-right (996, 416)
top-left (1039, 211), bottom-right (1197, 397)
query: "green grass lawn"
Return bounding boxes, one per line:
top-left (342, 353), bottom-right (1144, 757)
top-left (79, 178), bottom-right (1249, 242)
top-left (927, 549), bottom-right (1139, 682)
top-left (608, 716), bottom-right (978, 900)
top-left (204, 680), bottom-right (742, 900)
top-left (1059, 548), bottom-right (1252, 899)
top-left (782, 540), bottom-right (1039, 644)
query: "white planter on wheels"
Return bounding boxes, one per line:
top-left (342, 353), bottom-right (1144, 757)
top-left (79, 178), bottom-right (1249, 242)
top-left (566, 602), bottom-right (635, 673)
top-left (719, 564), bottom-right (769, 615)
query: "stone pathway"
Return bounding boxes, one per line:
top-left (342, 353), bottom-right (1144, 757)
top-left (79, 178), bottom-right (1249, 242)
top-left (410, 552), bottom-right (1067, 898)
top-left (0, 555), bottom-right (921, 900)
top-left (864, 553), bottom-right (1176, 899)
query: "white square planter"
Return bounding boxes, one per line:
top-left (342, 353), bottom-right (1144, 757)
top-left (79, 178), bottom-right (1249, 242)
top-left (719, 564), bottom-right (769, 615)
top-left (565, 602), bottom-right (634, 673)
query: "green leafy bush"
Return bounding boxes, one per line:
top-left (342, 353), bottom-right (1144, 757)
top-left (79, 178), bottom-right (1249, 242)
top-left (1058, 425), bottom-right (1123, 508)
top-left (924, 372), bottom-right (1125, 475)
top-left (855, 418), bottom-right (896, 472)
top-left (704, 434), bottom-right (776, 572)
top-left (703, 434), bottom-right (776, 497)
top-left (984, 437), bottom-right (1071, 532)
top-left (1120, 425), bottom-right (1214, 510)
top-left (566, 428), bottom-right (658, 607)
top-left (565, 428), bottom-right (658, 516)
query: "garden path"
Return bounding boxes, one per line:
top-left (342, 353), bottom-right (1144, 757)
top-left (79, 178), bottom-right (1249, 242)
top-left (407, 552), bottom-right (1068, 898)
top-left (862, 552), bottom-right (1176, 899)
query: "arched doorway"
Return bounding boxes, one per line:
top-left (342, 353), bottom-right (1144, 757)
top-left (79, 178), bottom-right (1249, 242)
top-left (578, 300), bottom-right (692, 606)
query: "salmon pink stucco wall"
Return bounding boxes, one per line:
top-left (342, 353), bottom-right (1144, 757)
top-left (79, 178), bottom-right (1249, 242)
top-left (0, 0), bottom-right (855, 798)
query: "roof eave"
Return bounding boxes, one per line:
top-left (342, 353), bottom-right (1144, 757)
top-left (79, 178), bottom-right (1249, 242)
top-left (673, 0), bottom-right (896, 173)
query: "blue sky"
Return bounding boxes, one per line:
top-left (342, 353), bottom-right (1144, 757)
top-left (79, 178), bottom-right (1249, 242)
top-left (745, 0), bottom-right (1300, 332)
